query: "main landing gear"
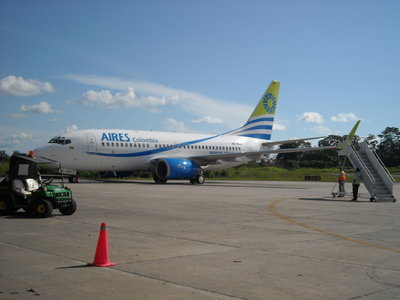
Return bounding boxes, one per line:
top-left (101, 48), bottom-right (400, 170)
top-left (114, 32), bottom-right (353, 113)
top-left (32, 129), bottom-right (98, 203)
top-left (152, 172), bottom-right (205, 184)
top-left (190, 173), bottom-right (205, 185)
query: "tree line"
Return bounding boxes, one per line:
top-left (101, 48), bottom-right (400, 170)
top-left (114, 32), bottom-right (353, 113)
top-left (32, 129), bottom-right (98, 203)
top-left (276, 127), bottom-right (400, 169)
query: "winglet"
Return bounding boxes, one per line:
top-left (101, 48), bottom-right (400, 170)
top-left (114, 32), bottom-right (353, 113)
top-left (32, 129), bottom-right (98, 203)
top-left (338, 120), bottom-right (361, 150)
top-left (346, 120), bottom-right (361, 143)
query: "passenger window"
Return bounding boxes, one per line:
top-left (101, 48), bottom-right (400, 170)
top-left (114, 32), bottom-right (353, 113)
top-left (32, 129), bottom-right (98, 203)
top-left (102, 142), bottom-right (105, 146)
top-left (138, 144), bottom-right (141, 148)
top-left (107, 142), bottom-right (110, 147)
top-left (116, 143), bottom-right (119, 147)
top-left (111, 143), bottom-right (114, 147)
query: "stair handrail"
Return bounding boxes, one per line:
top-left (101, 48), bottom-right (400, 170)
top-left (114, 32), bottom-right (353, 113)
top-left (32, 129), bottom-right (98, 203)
top-left (366, 142), bottom-right (396, 184)
top-left (348, 141), bottom-right (376, 195)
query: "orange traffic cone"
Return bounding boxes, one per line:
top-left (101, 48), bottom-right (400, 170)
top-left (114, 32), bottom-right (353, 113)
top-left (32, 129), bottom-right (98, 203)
top-left (88, 222), bottom-right (116, 267)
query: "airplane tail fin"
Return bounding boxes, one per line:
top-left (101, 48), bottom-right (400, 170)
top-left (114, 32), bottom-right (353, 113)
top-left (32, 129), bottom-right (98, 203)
top-left (227, 81), bottom-right (280, 140)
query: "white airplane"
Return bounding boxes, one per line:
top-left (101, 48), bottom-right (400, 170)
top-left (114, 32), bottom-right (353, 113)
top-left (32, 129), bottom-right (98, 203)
top-left (34, 81), bottom-right (334, 184)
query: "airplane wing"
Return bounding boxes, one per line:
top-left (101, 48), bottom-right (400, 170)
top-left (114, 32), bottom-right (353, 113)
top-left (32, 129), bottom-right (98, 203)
top-left (189, 145), bottom-right (338, 166)
top-left (261, 136), bottom-right (325, 147)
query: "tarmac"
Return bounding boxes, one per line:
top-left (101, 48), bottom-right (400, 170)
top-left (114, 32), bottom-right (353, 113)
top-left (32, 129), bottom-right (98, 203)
top-left (1, 180), bottom-right (399, 300)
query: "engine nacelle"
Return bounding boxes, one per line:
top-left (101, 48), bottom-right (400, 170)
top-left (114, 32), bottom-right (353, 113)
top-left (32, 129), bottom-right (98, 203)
top-left (155, 158), bottom-right (200, 180)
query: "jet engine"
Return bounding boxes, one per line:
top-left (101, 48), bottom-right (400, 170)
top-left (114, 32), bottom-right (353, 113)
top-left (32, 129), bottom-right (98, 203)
top-left (155, 158), bottom-right (200, 181)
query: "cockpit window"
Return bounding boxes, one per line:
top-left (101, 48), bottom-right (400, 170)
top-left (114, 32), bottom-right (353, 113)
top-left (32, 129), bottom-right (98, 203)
top-left (48, 137), bottom-right (71, 145)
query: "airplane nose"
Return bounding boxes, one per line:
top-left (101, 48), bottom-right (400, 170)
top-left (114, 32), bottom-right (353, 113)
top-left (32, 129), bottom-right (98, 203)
top-left (34, 145), bottom-right (58, 160)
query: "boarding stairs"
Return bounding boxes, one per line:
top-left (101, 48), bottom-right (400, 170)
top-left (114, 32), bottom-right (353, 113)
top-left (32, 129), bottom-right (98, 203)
top-left (338, 140), bottom-right (397, 202)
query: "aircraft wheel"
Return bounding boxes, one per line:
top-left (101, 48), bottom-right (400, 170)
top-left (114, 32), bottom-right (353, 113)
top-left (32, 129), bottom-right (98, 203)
top-left (68, 176), bottom-right (79, 183)
top-left (195, 174), bottom-right (205, 184)
top-left (153, 174), bottom-right (167, 184)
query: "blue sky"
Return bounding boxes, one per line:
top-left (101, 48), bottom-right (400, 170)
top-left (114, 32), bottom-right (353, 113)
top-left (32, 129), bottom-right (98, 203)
top-left (1, 0), bottom-right (399, 154)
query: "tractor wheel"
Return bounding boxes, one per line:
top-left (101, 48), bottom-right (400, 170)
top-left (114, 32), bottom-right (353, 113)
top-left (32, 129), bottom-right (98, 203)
top-left (0, 198), bottom-right (10, 215)
top-left (34, 200), bottom-right (53, 218)
top-left (0, 196), bottom-right (17, 215)
top-left (59, 199), bottom-right (77, 215)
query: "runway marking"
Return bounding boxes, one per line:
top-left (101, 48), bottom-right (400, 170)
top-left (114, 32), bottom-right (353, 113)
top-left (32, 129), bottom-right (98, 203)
top-left (268, 198), bottom-right (400, 255)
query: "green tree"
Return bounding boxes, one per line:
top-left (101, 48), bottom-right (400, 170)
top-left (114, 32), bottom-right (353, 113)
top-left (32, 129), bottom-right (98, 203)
top-left (0, 150), bottom-right (10, 162)
top-left (277, 141), bottom-right (311, 169)
top-left (376, 127), bottom-right (400, 167)
top-left (365, 134), bottom-right (378, 149)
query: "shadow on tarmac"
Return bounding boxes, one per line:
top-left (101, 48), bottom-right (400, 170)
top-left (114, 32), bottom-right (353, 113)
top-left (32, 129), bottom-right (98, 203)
top-left (56, 265), bottom-right (92, 270)
top-left (85, 179), bottom-right (309, 190)
top-left (298, 197), bottom-right (367, 203)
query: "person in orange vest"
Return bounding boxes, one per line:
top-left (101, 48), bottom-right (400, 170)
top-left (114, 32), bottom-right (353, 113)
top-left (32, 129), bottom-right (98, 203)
top-left (338, 169), bottom-right (346, 197)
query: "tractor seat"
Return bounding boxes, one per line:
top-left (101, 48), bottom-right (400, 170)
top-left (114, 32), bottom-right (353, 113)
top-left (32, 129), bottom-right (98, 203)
top-left (12, 179), bottom-right (31, 197)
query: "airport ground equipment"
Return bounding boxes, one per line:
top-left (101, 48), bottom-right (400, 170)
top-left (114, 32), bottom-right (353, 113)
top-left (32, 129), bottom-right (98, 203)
top-left (0, 154), bottom-right (77, 217)
top-left (331, 182), bottom-right (347, 198)
top-left (338, 140), bottom-right (397, 202)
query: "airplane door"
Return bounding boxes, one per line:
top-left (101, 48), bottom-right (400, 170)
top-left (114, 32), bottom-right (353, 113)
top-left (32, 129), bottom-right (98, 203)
top-left (85, 133), bottom-right (97, 152)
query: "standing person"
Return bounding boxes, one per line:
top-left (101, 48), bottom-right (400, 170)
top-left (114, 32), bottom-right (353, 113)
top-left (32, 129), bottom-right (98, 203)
top-left (352, 168), bottom-right (362, 201)
top-left (338, 169), bottom-right (346, 197)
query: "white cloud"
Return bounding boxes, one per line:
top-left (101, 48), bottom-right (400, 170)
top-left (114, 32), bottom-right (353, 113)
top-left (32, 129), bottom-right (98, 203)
top-left (162, 118), bottom-right (188, 132)
top-left (62, 74), bottom-right (252, 128)
top-left (75, 87), bottom-right (179, 112)
top-left (192, 116), bottom-right (223, 124)
top-left (66, 124), bottom-right (78, 132)
top-left (20, 101), bottom-right (58, 114)
top-left (272, 123), bottom-right (287, 131)
top-left (9, 113), bottom-right (27, 119)
top-left (298, 112), bottom-right (324, 124)
top-left (0, 75), bottom-right (55, 96)
top-left (312, 126), bottom-right (334, 135)
top-left (0, 132), bottom-right (33, 149)
top-left (331, 112), bottom-right (359, 122)
top-left (0, 126), bottom-right (55, 155)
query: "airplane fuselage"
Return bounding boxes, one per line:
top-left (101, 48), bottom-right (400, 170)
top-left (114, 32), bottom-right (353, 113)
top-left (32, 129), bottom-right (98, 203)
top-left (35, 129), bottom-right (267, 172)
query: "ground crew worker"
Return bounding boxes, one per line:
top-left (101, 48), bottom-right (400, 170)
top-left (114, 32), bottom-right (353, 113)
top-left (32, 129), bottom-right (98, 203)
top-left (338, 169), bottom-right (346, 196)
top-left (352, 168), bottom-right (362, 201)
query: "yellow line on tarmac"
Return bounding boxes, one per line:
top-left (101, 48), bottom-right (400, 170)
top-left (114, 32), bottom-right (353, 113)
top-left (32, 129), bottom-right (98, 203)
top-left (268, 198), bottom-right (400, 254)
